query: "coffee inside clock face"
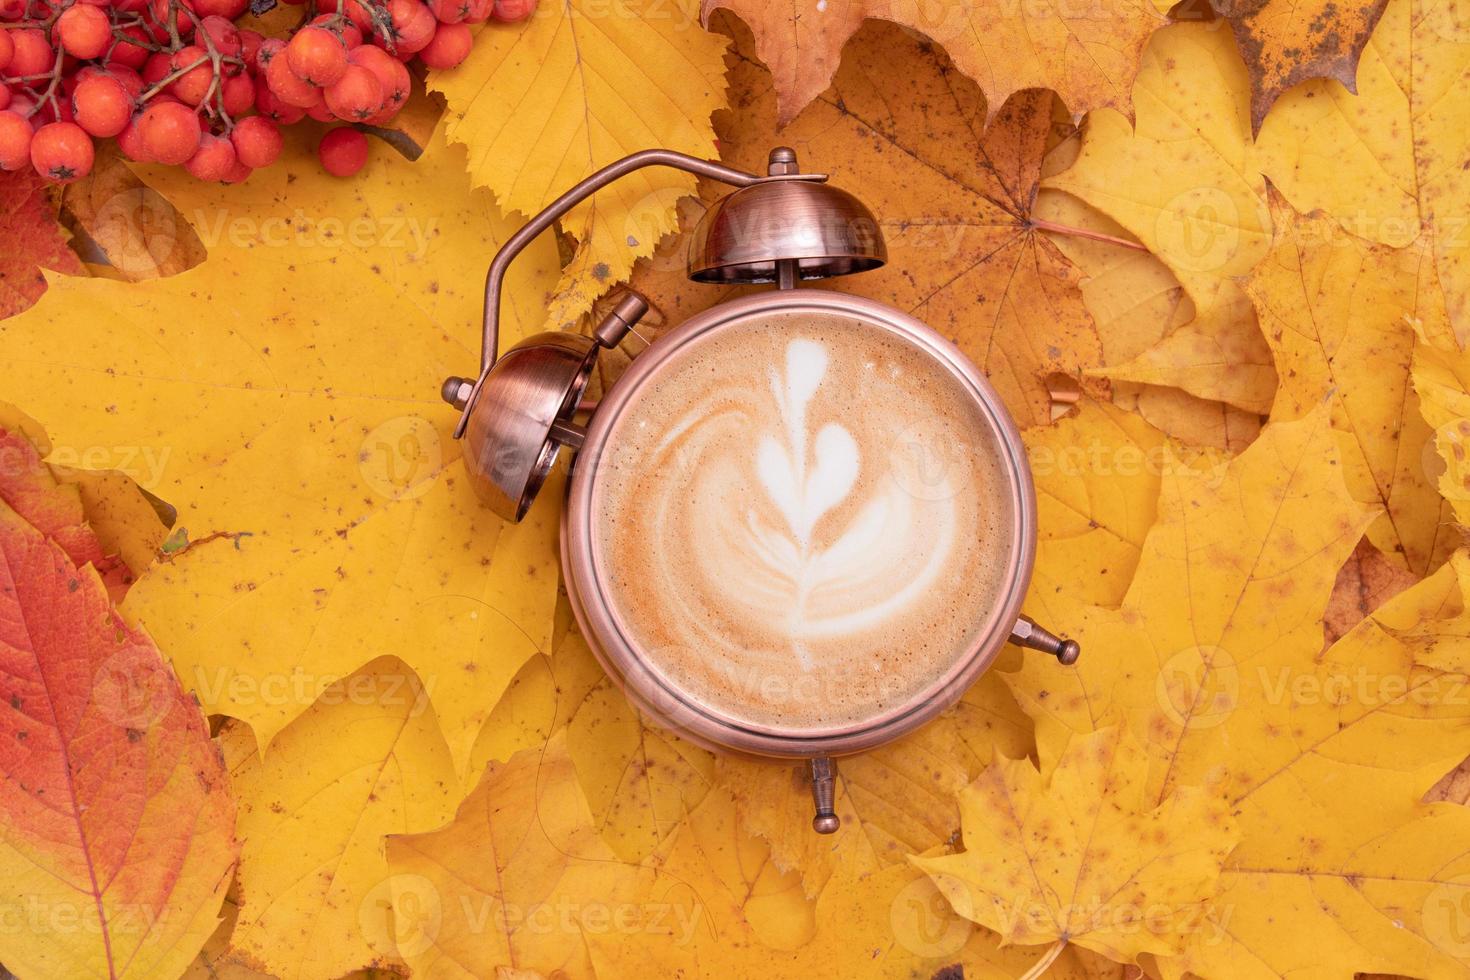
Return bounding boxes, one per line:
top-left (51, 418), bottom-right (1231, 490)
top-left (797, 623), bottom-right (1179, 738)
top-left (589, 310), bottom-right (1017, 734)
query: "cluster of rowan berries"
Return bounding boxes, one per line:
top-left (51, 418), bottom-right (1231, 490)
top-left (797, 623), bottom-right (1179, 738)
top-left (0, 0), bottom-right (532, 184)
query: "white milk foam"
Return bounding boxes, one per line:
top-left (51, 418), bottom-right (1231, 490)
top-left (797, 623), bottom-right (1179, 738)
top-left (591, 311), bottom-right (1015, 733)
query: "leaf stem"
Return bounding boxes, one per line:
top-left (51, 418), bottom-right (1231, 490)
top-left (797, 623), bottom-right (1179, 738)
top-left (1029, 217), bottom-right (1147, 252)
top-left (1017, 939), bottom-right (1067, 980)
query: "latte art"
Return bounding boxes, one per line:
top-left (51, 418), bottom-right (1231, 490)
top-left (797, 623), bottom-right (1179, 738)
top-left (591, 312), bottom-right (1015, 733)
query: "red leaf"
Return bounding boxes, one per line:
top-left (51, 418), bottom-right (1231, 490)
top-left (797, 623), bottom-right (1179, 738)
top-left (0, 169), bottom-right (83, 321)
top-left (0, 426), bottom-right (109, 571)
top-left (0, 495), bottom-right (237, 978)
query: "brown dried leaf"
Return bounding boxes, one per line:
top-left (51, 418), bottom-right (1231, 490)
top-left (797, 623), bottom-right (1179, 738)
top-left (702, 0), bottom-right (1165, 128)
top-left (1213, 0), bottom-right (1391, 128)
top-left (622, 17), bottom-right (1105, 428)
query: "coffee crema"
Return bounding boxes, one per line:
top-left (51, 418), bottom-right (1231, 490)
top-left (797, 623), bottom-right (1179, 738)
top-left (589, 311), bottom-right (1016, 734)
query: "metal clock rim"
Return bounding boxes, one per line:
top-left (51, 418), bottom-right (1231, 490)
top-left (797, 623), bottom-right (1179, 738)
top-left (559, 288), bottom-right (1037, 759)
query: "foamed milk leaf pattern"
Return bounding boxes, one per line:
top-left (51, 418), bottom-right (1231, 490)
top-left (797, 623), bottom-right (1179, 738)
top-left (749, 338), bottom-right (968, 667)
top-left (754, 339), bottom-right (860, 668)
top-left (595, 314), bottom-right (1013, 731)
top-left (756, 341), bottom-right (859, 547)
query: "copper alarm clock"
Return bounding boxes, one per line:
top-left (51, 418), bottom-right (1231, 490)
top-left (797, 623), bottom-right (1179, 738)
top-left (439, 147), bottom-right (1079, 834)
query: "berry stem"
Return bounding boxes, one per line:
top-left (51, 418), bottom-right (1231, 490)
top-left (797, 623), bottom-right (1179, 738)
top-left (136, 53), bottom-right (208, 104)
top-left (360, 0), bottom-right (397, 52)
top-left (165, 0), bottom-right (182, 48)
top-left (23, 52), bottom-right (67, 119)
top-left (181, 4), bottom-right (236, 132)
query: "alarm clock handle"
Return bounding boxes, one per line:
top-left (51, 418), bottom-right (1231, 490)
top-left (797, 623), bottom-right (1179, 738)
top-left (446, 149), bottom-right (827, 437)
top-left (476, 150), bottom-right (775, 375)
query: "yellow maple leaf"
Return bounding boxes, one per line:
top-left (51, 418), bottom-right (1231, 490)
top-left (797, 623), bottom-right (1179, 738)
top-left (1027, 398), bottom-right (1168, 608)
top-left (1046, 23), bottom-right (1271, 320)
top-left (701, 0), bottom-right (1164, 128)
top-left (1093, 282), bottom-right (1276, 415)
top-left (387, 731), bottom-right (1092, 978)
top-left (997, 405), bottom-right (1470, 976)
top-left (1257, 0), bottom-right (1470, 344)
top-left (464, 601), bottom-right (1030, 891)
top-left (0, 126), bottom-right (562, 781)
top-left (715, 671), bottom-right (1034, 900)
top-left (1032, 192), bottom-right (1265, 450)
top-left (544, 625), bottom-right (716, 864)
top-left (1045, 23), bottom-right (1276, 417)
top-left (1412, 315), bottom-right (1470, 532)
top-left (1165, 554), bottom-right (1470, 978)
top-left (1012, 407), bottom-right (1375, 799)
top-left (1033, 191), bottom-right (1191, 364)
top-left (1252, 201), bottom-right (1457, 574)
top-left (428, 0), bottom-right (729, 327)
top-left (216, 658), bottom-right (458, 980)
top-left (914, 726), bottom-right (1239, 962)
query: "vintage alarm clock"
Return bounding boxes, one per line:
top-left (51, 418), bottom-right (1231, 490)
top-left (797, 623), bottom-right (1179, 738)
top-left (440, 147), bottom-right (1080, 834)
